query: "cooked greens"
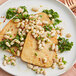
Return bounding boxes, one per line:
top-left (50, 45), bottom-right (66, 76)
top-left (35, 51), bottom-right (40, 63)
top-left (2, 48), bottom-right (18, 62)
top-left (62, 57), bottom-right (67, 64)
top-left (43, 25), bottom-right (52, 31)
top-left (53, 19), bottom-right (62, 26)
top-left (42, 9), bottom-right (62, 26)
top-left (58, 37), bottom-right (73, 53)
top-left (19, 6), bottom-right (28, 12)
top-left (6, 8), bottom-right (17, 19)
top-left (13, 13), bottom-right (29, 20)
top-left (6, 6), bottom-right (28, 19)
top-left (0, 39), bottom-right (11, 50)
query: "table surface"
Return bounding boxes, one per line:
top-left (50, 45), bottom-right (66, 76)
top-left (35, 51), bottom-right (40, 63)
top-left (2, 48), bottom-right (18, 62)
top-left (0, 0), bottom-right (76, 76)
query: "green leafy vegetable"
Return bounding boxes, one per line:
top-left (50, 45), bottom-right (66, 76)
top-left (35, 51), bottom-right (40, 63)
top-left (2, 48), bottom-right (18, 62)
top-left (53, 19), bottom-right (62, 26)
top-left (15, 34), bottom-right (20, 40)
top-left (58, 37), bottom-right (73, 53)
top-left (35, 53), bottom-right (37, 56)
top-left (42, 9), bottom-right (62, 26)
top-left (62, 57), bottom-right (67, 64)
top-left (4, 55), bottom-right (7, 60)
top-left (0, 39), bottom-right (11, 50)
top-left (55, 27), bottom-right (60, 30)
top-left (47, 33), bottom-right (51, 37)
top-left (11, 49), bottom-right (15, 54)
top-left (6, 6), bottom-right (28, 19)
top-left (39, 15), bottom-right (42, 18)
top-left (8, 59), bottom-right (11, 62)
top-left (42, 9), bottom-right (59, 19)
top-left (13, 13), bottom-right (23, 19)
top-left (19, 6), bottom-right (28, 12)
top-left (13, 13), bottom-right (29, 20)
top-left (49, 47), bottom-right (52, 51)
top-left (36, 36), bottom-right (41, 40)
top-left (6, 8), bottom-right (17, 19)
top-left (43, 25), bottom-right (52, 31)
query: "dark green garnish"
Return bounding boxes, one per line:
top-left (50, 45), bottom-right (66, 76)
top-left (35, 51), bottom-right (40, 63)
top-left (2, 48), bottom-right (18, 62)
top-left (53, 19), bottom-right (62, 26)
top-left (11, 62), bottom-right (14, 65)
top-left (15, 34), bottom-right (20, 40)
top-left (19, 6), bottom-right (28, 12)
top-left (36, 36), bottom-right (41, 40)
top-left (58, 37), bottom-right (73, 53)
top-left (0, 39), bottom-right (11, 50)
top-left (40, 68), bottom-right (43, 71)
top-left (47, 33), bottom-right (51, 37)
top-left (6, 6), bottom-right (28, 19)
top-left (62, 57), bottom-right (67, 64)
top-left (11, 49), bottom-right (15, 54)
top-left (42, 9), bottom-right (59, 19)
top-left (4, 55), bottom-right (7, 60)
top-left (49, 47), bottom-right (52, 51)
top-left (13, 13), bottom-right (29, 20)
top-left (35, 53), bottom-right (37, 56)
top-left (6, 8), bottom-right (17, 19)
top-left (39, 15), bottom-right (42, 18)
top-left (55, 27), bottom-right (60, 30)
top-left (8, 59), bottom-right (11, 62)
top-left (9, 34), bottom-right (12, 38)
top-left (43, 25), bottom-right (52, 31)
top-left (42, 9), bottom-right (62, 26)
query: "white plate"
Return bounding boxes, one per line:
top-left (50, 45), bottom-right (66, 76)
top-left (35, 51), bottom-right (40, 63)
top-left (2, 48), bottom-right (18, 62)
top-left (0, 0), bottom-right (76, 76)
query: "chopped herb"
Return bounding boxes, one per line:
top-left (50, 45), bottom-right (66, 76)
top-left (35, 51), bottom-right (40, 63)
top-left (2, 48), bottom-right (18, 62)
top-left (53, 19), bottom-right (62, 26)
top-left (35, 53), bottom-right (37, 56)
top-left (36, 36), bottom-right (41, 40)
top-left (23, 14), bottom-right (29, 19)
top-left (62, 57), bottom-right (67, 64)
top-left (13, 13), bottom-right (29, 20)
top-left (15, 34), bottom-right (20, 40)
top-left (0, 39), bottom-right (11, 50)
top-left (4, 55), bottom-right (7, 60)
top-left (8, 59), bottom-right (11, 62)
top-left (49, 47), bottom-right (52, 51)
top-left (12, 43), bottom-right (20, 48)
top-left (6, 8), bottom-right (17, 19)
top-left (9, 34), bottom-right (12, 38)
top-left (33, 69), bottom-right (37, 71)
top-left (13, 13), bottom-right (23, 19)
top-left (43, 25), bottom-right (52, 31)
top-left (29, 18), bottom-right (36, 20)
top-left (42, 9), bottom-right (62, 26)
top-left (40, 68), bottom-right (43, 71)
top-left (11, 49), bottom-right (15, 54)
top-left (58, 37), bottom-right (73, 53)
top-left (42, 9), bottom-right (59, 19)
top-left (39, 15), bottom-right (42, 18)
top-left (55, 27), bottom-right (60, 30)
top-left (19, 6), bottom-right (28, 12)
top-left (11, 62), bottom-right (14, 65)
top-left (47, 33), bottom-right (51, 37)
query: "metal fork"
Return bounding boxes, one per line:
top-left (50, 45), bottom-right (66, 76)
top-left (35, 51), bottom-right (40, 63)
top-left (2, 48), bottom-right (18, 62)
top-left (64, 0), bottom-right (76, 9)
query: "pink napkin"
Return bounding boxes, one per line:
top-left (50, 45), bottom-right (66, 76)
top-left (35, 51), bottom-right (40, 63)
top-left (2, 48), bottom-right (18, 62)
top-left (0, 0), bottom-right (76, 76)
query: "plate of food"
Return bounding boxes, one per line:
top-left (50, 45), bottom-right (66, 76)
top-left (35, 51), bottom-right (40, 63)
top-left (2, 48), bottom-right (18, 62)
top-left (0, 0), bottom-right (76, 76)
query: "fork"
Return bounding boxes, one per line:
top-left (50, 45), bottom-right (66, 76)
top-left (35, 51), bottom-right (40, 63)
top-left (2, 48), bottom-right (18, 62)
top-left (64, 0), bottom-right (76, 9)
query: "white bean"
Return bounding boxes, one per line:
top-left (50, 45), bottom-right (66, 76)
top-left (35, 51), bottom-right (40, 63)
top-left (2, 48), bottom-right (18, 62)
top-left (27, 64), bottom-right (33, 69)
top-left (17, 50), bottom-right (20, 56)
top-left (3, 60), bottom-right (7, 66)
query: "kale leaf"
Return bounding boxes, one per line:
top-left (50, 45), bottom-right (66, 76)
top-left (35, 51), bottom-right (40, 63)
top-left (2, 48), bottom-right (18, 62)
top-left (6, 8), bottom-right (17, 19)
top-left (58, 37), bottom-right (73, 53)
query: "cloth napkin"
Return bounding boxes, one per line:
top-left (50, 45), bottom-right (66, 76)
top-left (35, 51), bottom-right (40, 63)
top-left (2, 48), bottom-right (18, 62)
top-left (0, 0), bottom-right (76, 76)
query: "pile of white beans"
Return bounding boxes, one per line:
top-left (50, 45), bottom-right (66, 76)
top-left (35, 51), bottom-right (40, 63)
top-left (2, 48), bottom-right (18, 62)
top-left (3, 55), bottom-right (16, 66)
top-left (27, 64), bottom-right (46, 75)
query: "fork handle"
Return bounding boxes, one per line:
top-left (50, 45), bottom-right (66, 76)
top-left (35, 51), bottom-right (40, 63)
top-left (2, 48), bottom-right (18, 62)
top-left (0, 0), bottom-right (8, 5)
